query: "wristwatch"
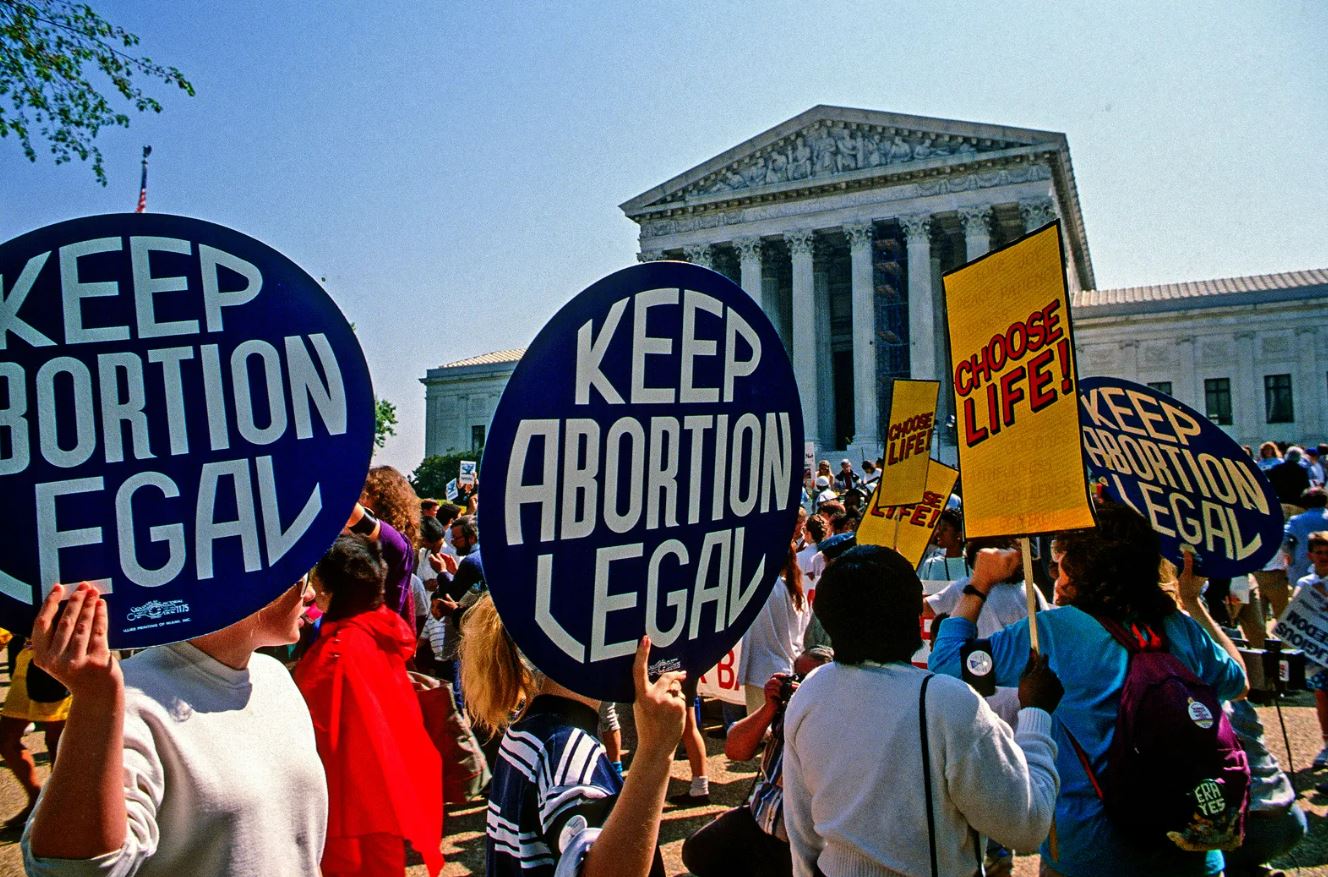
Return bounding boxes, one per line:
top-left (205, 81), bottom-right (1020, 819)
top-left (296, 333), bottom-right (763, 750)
top-left (962, 583), bottom-right (988, 603)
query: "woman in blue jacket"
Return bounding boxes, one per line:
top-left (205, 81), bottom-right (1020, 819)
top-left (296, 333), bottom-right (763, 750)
top-left (930, 505), bottom-right (1248, 877)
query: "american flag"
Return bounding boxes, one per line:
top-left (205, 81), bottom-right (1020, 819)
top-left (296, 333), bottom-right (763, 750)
top-left (135, 146), bottom-right (152, 213)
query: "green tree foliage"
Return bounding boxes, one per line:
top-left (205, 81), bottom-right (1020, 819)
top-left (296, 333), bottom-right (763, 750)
top-left (373, 397), bottom-right (397, 451)
top-left (0, 0), bottom-right (194, 184)
top-left (410, 451), bottom-right (481, 501)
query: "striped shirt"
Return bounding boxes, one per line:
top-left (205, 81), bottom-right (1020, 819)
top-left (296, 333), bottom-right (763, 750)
top-left (486, 696), bottom-right (662, 876)
top-left (748, 707), bottom-right (789, 841)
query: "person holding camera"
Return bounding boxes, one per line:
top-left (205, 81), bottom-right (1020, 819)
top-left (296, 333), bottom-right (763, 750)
top-left (681, 648), bottom-right (834, 877)
top-left (783, 546), bottom-right (1063, 877)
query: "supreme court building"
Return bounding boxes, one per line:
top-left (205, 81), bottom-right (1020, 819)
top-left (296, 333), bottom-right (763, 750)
top-left (422, 106), bottom-right (1327, 464)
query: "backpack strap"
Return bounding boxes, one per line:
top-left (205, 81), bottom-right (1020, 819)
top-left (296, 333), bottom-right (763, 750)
top-left (1092, 614), bottom-right (1165, 654)
top-left (1064, 724), bottom-right (1104, 801)
top-left (919, 674), bottom-right (938, 877)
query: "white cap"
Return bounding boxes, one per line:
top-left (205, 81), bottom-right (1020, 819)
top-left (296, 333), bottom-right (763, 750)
top-left (815, 475), bottom-right (831, 488)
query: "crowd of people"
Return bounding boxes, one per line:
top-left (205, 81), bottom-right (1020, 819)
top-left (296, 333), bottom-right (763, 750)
top-left (0, 436), bottom-right (1324, 877)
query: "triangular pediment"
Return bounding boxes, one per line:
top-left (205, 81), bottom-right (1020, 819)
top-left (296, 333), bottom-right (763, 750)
top-left (621, 105), bottom-right (1066, 215)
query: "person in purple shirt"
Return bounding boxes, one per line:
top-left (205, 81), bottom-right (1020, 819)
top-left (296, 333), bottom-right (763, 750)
top-left (357, 466), bottom-right (421, 624)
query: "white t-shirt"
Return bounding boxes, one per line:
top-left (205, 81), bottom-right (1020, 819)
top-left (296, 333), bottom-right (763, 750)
top-left (918, 552), bottom-right (968, 584)
top-left (925, 577), bottom-right (1048, 726)
top-left (738, 578), bottom-right (810, 687)
top-left (25, 643), bottom-right (327, 877)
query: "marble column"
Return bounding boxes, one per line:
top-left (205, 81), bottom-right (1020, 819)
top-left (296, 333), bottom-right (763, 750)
top-left (1234, 331), bottom-right (1257, 435)
top-left (1019, 198), bottom-right (1057, 233)
top-left (1119, 339), bottom-right (1139, 376)
top-left (959, 205), bottom-right (992, 261)
top-left (813, 244), bottom-right (834, 449)
top-left (1175, 337), bottom-right (1199, 412)
top-left (735, 237), bottom-right (764, 303)
top-left (845, 222), bottom-right (878, 448)
top-left (787, 230), bottom-right (818, 441)
top-left (1294, 326), bottom-right (1317, 430)
top-left (683, 243), bottom-right (713, 269)
top-left (901, 214), bottom-right (935, 381)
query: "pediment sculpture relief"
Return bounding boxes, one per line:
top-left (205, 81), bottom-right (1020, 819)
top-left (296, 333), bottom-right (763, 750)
top-left (677, 122), bottom-right (1014, 200)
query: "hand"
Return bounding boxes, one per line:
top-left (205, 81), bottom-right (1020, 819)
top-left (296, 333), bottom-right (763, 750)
top-left (630, 636), bottom-right (687, 760)
top-left (970, 548), bottom-right (1020, 593)
top-left (1018, 651), bottom-right (1064, 713)
top-left (1177, 550), bottom-right (1205, 606)
top-left (30, 583), bottom-right (122, 703)
top-left (431, 595), bottom-right (459, 619)
top-left (429, 552), bottom-right (458, 575)
top-left (763, 673), bottom-right (792, 708)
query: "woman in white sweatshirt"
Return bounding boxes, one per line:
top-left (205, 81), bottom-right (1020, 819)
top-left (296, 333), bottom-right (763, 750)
top-left (20, 580), bottom-right (328, 877)
top-left (782, 545), bottom-right (1062, 877)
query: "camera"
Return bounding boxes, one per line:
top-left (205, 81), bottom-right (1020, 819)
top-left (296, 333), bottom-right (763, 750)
top-left (778, 673), bottom-right (804, 704)
top-left (1230, 636), bottom-right (1308, 695)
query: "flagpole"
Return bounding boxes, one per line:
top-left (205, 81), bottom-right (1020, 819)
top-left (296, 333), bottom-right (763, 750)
top-left (135, 146), bottom-right (152, 213)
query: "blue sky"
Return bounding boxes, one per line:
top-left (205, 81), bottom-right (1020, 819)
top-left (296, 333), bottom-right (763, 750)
top-left (4, 1), bottom-right (1324, 472)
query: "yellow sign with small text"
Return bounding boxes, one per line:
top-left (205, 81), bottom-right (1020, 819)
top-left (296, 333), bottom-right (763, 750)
top-left (875, 379), bottom-right (940, 508)
top-left (858, 462), bottom-right (959, 568)
top-left (942, 222), bottom-right (1095, 538)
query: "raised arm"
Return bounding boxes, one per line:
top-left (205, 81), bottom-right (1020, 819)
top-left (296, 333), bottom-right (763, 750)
top-left (26, 584), bottom-right (126, 859)
top-left (579, 637), bottom-right (686, 877)
top-left (724, 676), bottom-right (783, 761)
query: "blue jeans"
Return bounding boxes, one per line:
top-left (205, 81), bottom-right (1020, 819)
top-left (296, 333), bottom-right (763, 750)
top-left (1224, 804), bottom-right (1307, 873)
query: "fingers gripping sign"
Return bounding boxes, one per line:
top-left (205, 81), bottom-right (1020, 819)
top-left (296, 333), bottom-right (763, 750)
top-left (31, 582), bottom-right (122, 700)
top-left (632, 636), bottom-right (687, 755)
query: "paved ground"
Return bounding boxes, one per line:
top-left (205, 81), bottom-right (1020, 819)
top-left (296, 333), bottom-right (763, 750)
top-left (1, 680), bottom-right (1326, 876)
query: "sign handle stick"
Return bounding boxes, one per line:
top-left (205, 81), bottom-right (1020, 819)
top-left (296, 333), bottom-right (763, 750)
top-left (1021, 537), bottom-right (1039, 654)
top-left (1019, 534), bottom-right (1062, 855)
top-left (1021, 534), bottom-right (1057, 855)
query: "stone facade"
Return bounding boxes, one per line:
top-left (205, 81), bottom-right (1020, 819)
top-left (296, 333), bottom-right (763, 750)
top-left (419, 350), bottom-right (521, 458)
top-left (1073, 270), bottom-right (1328, 449)
top-left (420, 108), bottom-right (1326, 466)
top-left (620, 105), bottom-right (1093, 462)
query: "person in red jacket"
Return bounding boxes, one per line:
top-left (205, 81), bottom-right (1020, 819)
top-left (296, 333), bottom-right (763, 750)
top-left (297, 535), bottom-right (443, 877)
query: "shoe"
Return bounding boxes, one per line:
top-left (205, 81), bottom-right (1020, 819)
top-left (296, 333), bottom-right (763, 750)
top-left (1313, 747), bottom-right (1328, 770)
top-left (982, 846), bottom-right (1014, 877)
top-left (3, 806), bottom-right (33, 831)
top-left (667, 791), bottom-right (711, 807)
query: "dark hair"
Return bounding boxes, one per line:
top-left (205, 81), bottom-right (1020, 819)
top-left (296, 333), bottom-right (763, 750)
top-left (1058, 504), bottom-right (1175, 626)
top-left (437, 502), bottom-right (464, 525)
top-left (420, 515), bottom-right (446, 544)
top-left (1300, 487), bottom-right (1327, 509)
top-left (963, 536), bottom-right (1018, 575)
top-left (813, 545), bottom-right (921, 665)
top-left (315, 535), bottom-right (387, 619)
top-left (938, 508), bottom-right (963, 534)
top-left (452, 514), bottom-right (479, 541)
top-left (806, 515), bottom-right (827, 543)
top-left (783, 541), bottom-right (805, 611)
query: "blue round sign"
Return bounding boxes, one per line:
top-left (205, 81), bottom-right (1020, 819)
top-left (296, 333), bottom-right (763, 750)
top-left (1078, 376), bottom-right (1281, 577)
top-left (482, 261), bottom-right (803, 702)
top-left (0, 214), bottom-right (375, 646)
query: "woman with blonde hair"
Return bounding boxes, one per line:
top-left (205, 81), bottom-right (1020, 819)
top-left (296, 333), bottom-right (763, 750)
top-left (460, 595), bottom-right (685, 877)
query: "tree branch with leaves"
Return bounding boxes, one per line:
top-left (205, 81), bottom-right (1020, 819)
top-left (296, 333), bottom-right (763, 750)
top-left (0, 0), bottom-right (194, 184)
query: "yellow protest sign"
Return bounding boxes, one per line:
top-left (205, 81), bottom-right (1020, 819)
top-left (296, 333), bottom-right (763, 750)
top-left (942, 222), bottom-right (1095, 539)
top-left (858, 462), bottom-right (959, 568)
top-left (875, 379), bottom-right (939, 508)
